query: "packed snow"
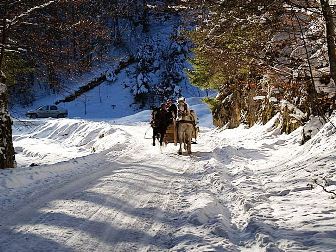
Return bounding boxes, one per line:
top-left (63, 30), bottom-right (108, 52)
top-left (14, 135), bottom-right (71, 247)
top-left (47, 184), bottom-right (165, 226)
top-left (1, 97), bottom-right (336, 251)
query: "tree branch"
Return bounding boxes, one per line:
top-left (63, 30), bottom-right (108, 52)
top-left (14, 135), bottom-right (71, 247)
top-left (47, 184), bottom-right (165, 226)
top-left (8, 0), bottom-right (59, 28)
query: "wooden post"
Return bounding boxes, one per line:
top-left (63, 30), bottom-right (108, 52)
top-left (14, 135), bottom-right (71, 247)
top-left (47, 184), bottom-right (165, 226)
top-left (173, 118), bottom-right (177, 145)
top-left (84, 94), bottom-right (87, 115)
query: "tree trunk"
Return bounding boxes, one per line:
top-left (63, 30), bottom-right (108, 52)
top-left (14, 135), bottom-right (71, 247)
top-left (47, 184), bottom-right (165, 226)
top-left (230, 84), bottom-right (241, 128)
top-left (0, 81), bottom-right (15, 169)
top-left (247, 89), bottom-right (257, 127)
top-left (0, 1), bottom-right (15, 169)
top-left (114, 17), bottom-right (122, 45)
top-left (142, 0), bottom-right (149, 33)
top-left (321, 0), bottom-right (336, 84)
top-left (0, 1), bottom-right (8, 70)
top-left (293, 10), bottom-right (319, 116)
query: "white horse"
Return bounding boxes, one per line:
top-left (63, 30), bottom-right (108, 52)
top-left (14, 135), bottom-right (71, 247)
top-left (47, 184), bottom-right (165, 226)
top-left (177, 102), bottom-right (195, 155)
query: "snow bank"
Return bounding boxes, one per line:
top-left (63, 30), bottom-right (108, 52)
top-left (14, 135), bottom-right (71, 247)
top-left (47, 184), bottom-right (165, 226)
top-left (192, 114), bottom-right (336, 251)
top-left (1, 118), bottom-right (135, 214)
top-left (13, 119), bottom-right (128, 167)
top-left (187, 192), bottom-right (230, 227)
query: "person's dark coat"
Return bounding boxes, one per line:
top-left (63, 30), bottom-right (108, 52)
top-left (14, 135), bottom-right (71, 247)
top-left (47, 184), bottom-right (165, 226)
top-left (167, 103), bottom-right (177, 122)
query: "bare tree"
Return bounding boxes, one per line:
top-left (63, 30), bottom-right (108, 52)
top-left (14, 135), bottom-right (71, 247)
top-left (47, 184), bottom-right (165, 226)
top-left (320, 0), bottom-right (336, 83)
top-left (0, 0), bottom-right (59, 169)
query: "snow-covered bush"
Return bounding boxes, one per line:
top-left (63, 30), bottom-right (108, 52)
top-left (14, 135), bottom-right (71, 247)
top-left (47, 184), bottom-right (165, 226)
top-left (131, 27), bottom-right (193, 107)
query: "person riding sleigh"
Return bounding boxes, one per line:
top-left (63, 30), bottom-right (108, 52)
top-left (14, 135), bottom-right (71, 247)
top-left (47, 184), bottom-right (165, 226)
top-left (165, 98), bottom-right (177, 123)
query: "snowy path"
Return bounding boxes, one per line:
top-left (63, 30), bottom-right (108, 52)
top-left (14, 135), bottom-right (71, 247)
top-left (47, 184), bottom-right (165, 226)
top-left (1, 117), bottom-right (336, 251)
top-left (0, 123), bottom-right (222, 251)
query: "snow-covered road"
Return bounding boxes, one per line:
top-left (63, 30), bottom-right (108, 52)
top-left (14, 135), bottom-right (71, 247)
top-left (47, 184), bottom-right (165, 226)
top-left (0, 154), bottom-right (188, 251)
top-left (1, 121), bottom-right (227, 251)
top-left (1, 114), bottom-right (336, 251)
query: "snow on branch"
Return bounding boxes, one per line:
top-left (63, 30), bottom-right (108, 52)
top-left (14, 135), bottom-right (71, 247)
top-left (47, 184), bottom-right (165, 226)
top-left (8, 0), bottom-right (59, 28)
top-left (9, 0), bottom-right (24, 7)
top-left (0, 42), bottom-right (26, 51)
top-left (4, 48), bottom-right (27, 53)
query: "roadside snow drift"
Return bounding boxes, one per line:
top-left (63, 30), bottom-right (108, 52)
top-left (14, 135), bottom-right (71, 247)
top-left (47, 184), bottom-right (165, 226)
top-left (13, 119), bottom-right (129, 167)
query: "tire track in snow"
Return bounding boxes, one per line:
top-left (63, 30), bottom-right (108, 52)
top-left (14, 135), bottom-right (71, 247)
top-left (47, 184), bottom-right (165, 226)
top-left (0, 159), bottom-right (124, 252)
top-left (135, 163), bottom-right (193, 252)
top-left (62, 183), bottom-right (135, 251)
top-left (101, 162), bottom-right (189, 251)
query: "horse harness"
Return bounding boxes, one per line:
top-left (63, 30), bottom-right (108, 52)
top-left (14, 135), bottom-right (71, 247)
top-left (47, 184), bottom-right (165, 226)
top-left (177, 119), bottom-right (196, 126)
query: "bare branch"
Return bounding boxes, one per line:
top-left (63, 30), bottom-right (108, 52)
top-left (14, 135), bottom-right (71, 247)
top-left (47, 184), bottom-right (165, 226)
top-left (8, 0), bottom-right (59, 28)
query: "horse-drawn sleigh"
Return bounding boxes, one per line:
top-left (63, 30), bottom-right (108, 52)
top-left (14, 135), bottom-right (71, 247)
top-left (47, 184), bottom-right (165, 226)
top-left (150, 99), bottom-right (199, 155)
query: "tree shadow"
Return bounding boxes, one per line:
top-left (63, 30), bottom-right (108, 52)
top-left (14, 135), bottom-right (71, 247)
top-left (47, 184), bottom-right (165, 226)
top-left (0, 226), bottom-right (73, 252)
top-left (0, 160), bottom-right (207, 251)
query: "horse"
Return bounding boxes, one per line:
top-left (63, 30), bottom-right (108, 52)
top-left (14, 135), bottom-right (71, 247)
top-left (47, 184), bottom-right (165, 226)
top-left (177, 109), bottom-right (195, 155)
top-left (150, 107), bottom-right (169, 147)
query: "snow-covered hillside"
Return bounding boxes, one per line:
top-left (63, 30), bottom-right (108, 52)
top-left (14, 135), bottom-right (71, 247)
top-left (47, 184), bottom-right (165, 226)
top-left (11, 10), bottom-right (204, 120)
top-left (1, 98), bottom-right (336, 251)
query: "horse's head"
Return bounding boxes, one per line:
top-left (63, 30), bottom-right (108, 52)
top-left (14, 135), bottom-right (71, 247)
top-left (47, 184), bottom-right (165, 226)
top-left (152, 107), bottom-right (159, 116)
top-left (177, 101), bottom-right (186, 112)
top-left (151, 107), bottom-right (160, 127)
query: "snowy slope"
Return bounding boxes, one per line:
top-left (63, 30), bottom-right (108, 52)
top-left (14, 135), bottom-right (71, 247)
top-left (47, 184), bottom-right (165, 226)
top-left (1, 98), bottom-right (336, 251)
top-left (192, 117), bottom-right (336, 251)
top-left (11, 11), bottom-right (205, 120)
top-left (60, 68), bottom-right (136, 119)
